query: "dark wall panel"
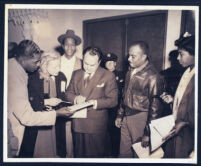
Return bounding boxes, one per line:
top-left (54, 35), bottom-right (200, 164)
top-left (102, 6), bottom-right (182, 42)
top-left (127, 13), bottom-right (167, 71)
top-left (83, 11), bottom-right (167, 72)
top-left (85, 19), bottom-right (125, 71)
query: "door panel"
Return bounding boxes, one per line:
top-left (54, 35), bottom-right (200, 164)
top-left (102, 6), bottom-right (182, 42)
top-left (84, 19), bottom-right (125, 71)
top-left (83, 11), bottom-right (167, 72)
top-left (127, 13), bottom-right (167, 71)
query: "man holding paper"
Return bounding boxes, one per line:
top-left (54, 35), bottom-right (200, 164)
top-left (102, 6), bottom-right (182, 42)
top-left (115, 41), bottom-right (164, 158)
top-left (66, 47), bottom-right (118, 157)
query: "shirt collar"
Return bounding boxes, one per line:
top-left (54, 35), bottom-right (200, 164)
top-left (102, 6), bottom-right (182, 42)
top-left (131, 60), bottom-right (149, 74)
top-left (62, 54), bottom-right (76, 62)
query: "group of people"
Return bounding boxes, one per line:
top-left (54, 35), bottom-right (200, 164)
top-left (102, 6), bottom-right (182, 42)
top-left (7, 29), bottom-right (195, 159)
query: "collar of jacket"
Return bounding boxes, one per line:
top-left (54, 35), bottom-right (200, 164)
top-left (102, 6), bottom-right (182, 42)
top-left (130, 60), bottom-right (149, 75)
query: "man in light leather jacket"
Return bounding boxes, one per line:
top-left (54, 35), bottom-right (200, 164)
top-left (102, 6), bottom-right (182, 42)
top-left (115, 41), bottom-right (164, 158)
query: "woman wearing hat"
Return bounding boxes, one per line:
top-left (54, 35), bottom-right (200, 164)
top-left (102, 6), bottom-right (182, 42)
top-left (161, 32), bottom-right (195, 158)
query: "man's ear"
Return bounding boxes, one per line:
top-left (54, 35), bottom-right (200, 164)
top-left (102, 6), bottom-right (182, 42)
top-left (142, 54), bottom-right (148, 61)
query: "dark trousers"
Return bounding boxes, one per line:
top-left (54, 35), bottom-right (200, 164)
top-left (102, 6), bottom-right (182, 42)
top-left (19, 127), bottom-right (38, 157)
top-left (73, 131), bottom-right (109, 158)
top-left (108, 109), bottom-right (120, 157)
top-left (55, 117), bottom-right (67, 157)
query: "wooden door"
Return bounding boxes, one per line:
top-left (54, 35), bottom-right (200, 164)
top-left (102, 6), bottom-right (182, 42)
top-left (126, 12), bottom-right (167, 71)
top-left (84, 19), bottom-right (125, 71)
top-left (83, 11), bottom-right (167, 72)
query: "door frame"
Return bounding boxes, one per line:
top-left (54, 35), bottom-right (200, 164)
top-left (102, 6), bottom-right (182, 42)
top-left (83, 10), bottom-right (168, 69)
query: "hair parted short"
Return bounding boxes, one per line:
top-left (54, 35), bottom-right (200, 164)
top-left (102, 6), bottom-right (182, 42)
top-left (16, 40), bottom-right (42, 58)
top-left (83, 46), bottom-right (102, 61)
top-left (129, 41), bottom-right (149, 55)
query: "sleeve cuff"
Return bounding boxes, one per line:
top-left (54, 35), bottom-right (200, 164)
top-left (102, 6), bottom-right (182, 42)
top-left (93, 100), bottom-right (97, 109)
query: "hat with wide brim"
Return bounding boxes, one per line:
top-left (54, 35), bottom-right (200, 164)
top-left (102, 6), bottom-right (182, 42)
top-left (58, 29), bottom-right (81, 46)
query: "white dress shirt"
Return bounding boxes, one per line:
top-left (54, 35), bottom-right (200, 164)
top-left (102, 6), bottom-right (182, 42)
top-left (60, 55), bottom-right (76, 87)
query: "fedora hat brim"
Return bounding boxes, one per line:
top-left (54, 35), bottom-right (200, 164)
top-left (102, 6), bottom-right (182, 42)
top-left (58, 33), bottom-right (81, 46)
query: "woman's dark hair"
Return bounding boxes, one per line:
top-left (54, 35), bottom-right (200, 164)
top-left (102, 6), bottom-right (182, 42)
top-left (83, 46), bottom-right (102, 61)
top-left (16, 40), bottom-right (42, 58)
top-left (175, 33), bottom-right (195, 56)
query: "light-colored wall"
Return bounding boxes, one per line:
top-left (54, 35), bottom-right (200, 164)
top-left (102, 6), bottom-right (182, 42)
top-left (164, 10), bottom-right (182, 69)
top-left (8, 9), bottom-right (182, 69)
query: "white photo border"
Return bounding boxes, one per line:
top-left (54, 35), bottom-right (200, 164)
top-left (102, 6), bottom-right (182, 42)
top-left (4, 4), bottom-right (199, 164)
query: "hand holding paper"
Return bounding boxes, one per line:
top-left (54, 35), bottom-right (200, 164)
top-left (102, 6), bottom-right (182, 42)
top-left (56, 107), bottom-right (75, 118)
top-left (172, 121), bottom-right (189, 135)
top-left (68, 101), bottom-right (93, 118)
top-left (160, 92), bottom-right (173, 104)
top-left (74, 95), bottom-right (86, 104)
top-left (141, 135), bottom-right (149, 147)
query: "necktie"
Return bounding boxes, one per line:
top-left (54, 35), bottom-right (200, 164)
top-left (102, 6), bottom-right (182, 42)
top-left (84, 73), bottom-right (91, 88)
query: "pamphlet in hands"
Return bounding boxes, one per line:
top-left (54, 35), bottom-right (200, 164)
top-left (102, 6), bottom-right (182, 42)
top-left (132, 142), bottom-right (164, 158)
top-left (149, 115), bottom-right (175, 152)
top-left (68, 101), bottom-right (93, 118)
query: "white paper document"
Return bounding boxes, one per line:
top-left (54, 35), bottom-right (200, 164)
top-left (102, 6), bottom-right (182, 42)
top-left (68, 102), bottom-right (93, 118)
top-left (132, 142), bottom-right (164, 158)
top-left (70, 108), bottom-right (87, 118)
top-left (149, 115), bottom-right (175, 151)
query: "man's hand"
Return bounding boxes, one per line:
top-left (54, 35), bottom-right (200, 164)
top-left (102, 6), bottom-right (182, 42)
top-left (172, 121), bottom-right (189, 135)
top-left (115, 118), bottom-right (122, 128)
top-left (56, 107), bottom-right (74, 118)
top-left (88, 100), bottom-right (97, 109)
top-left (160, 92), bottom-right (173, 104)
top-left (44, 98), bottom-right (62, 106)
top-left (141, 135), bottom-right (149, 147)
top-left (74, 95), bottom-right (86, 104)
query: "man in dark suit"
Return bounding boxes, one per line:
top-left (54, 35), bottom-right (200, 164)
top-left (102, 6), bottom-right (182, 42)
top-left (66, 47), bottom-right (118, 158)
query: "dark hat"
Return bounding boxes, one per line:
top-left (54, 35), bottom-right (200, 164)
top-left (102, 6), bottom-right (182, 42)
top-left (104, 53), bottom-right (118, 62)
top-left (58, 29), bottom-right (81, 46)
top-left (175, 32), bottom-right (195, 56)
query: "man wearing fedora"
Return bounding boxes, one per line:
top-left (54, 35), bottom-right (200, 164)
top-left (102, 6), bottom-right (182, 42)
top-left (57, 29), bottom-right (82, 157)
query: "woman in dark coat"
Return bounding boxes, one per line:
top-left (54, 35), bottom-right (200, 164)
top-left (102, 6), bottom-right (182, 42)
top-left (161, 32), bottom-right (195, 158)
top-left (19, 52), bottom-right (68, 158)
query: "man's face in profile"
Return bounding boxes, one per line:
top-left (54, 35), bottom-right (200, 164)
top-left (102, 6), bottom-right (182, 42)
top-left (23, 53), bottom-right (41, 73)
top-left (128, 45), bottom-right (147, 68)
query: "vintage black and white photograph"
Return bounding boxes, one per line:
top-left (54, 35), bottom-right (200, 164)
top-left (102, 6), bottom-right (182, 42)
top-left (3, 4), bottom-right (198, 163)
